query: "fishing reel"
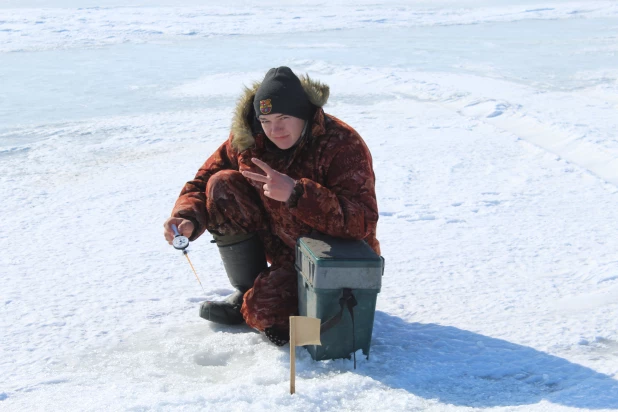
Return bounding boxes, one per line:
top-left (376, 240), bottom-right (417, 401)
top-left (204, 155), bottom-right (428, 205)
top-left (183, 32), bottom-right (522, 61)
top-left (171, 224), bottom-right (189, 250)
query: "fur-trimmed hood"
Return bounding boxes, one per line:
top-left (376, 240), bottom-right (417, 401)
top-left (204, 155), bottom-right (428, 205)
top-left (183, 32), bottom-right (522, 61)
top-left (231, 74), bottom-right (330, 152)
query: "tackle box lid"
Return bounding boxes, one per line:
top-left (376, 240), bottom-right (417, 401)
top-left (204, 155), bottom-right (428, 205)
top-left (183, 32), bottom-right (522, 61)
top-left (297, 234), bottom-right (383, 269)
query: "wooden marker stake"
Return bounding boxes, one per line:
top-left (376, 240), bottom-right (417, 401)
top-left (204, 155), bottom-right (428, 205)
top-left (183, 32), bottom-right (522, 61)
top-left (290, 317), bottom-right (296, 394)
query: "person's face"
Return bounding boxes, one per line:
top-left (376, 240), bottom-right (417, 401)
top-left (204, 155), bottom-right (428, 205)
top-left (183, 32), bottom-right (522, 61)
top-left (259, 113), bottom-right (306, 150)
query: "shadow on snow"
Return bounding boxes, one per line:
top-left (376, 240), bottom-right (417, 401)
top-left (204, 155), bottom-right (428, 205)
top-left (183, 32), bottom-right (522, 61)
top-left (352, 311), bottom-right (618, 409)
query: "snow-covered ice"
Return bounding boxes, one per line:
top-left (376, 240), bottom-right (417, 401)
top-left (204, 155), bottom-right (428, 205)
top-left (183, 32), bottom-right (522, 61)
top-left (1, 1), bottom-right (618, 411)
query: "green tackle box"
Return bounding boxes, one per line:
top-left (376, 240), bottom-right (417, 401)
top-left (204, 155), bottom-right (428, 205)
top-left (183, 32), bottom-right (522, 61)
top-left (296, 234), bottom-right (384, 363)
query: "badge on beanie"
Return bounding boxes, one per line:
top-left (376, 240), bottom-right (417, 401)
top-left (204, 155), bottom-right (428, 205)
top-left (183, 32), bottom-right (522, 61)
top-left (260, 99), bottom-right (273, 115)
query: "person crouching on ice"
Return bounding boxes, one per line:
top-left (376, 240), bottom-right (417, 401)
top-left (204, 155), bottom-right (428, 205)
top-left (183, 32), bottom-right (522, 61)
top-left (163, 66), bottom-right (380, 346)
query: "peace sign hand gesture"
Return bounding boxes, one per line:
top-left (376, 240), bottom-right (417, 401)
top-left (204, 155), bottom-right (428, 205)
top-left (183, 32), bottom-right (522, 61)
top-left (241, 158), bottom-right (296, 202)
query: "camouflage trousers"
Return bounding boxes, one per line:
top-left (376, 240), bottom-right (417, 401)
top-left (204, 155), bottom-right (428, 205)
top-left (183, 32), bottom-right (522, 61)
top-left (204, 170), bottom-right (298, 332)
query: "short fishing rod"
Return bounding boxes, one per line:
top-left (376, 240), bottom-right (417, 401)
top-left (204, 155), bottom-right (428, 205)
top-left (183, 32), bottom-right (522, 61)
top-left (171, 224), bottom-right (205, 294)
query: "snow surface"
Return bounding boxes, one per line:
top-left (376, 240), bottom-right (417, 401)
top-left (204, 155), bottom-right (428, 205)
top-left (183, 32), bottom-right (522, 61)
top-left (1, 0), bottom-right (618, 411)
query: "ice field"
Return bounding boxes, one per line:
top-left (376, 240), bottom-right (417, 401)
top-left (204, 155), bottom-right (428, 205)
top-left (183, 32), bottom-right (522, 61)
top-left (1, 1), bottom-right (618, 410)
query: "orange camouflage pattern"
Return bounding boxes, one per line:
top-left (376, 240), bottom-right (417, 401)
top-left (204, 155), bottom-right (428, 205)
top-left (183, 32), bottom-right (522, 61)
top-left (171, 96), bottom-right (380, 332)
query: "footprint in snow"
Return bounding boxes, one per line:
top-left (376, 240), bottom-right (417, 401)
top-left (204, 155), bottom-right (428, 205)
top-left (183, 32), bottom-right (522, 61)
top-left (406, 215), bottom-right (436, 222)
top-left (486, 103), bottom-right (509, 118)
top-left (461, 100), bottom-right (510, 119)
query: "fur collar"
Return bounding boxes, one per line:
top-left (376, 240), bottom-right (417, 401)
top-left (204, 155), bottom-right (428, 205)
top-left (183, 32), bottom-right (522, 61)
top-left (230, 74), bottom-right (330, 152)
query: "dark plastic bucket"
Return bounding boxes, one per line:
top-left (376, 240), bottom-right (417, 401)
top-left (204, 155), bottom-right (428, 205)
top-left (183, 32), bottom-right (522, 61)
top-left (296, 234), bottom-right (384, 361)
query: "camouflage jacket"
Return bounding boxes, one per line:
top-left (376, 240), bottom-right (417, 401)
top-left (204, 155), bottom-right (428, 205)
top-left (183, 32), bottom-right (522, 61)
top-left (171, 75), bottom-right (380, 256)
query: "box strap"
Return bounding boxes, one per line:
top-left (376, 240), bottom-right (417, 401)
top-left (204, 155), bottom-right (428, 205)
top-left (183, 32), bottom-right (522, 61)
top-left (320, 288), bottom-right (358, 369)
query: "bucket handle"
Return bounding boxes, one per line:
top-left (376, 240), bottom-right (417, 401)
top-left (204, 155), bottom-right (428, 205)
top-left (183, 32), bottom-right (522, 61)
top-left (320, 288), bottom-right (358, 369)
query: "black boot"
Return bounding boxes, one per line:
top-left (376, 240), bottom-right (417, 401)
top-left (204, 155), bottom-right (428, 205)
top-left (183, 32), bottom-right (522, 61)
top-left (199, 233), bottom-right (267, 325)
top-left (265, 326), bottom-right (289, 346)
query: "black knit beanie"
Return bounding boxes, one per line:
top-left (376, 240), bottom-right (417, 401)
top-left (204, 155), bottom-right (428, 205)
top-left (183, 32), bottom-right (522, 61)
top-left (254, 67), bottom-right (312, 120)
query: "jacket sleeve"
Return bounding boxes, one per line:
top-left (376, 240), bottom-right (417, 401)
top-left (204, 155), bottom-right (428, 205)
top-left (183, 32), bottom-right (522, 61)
top-left (286, 136), bottom-right (378, 241)
top-left (171, 135), bottom-right (238, 240)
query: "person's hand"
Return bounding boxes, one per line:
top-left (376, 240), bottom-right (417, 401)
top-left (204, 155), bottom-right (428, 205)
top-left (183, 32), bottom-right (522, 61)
top-left (163, 217), bottom-right (194, 245)
top-left (242, 158), bottom-right (296, 202)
